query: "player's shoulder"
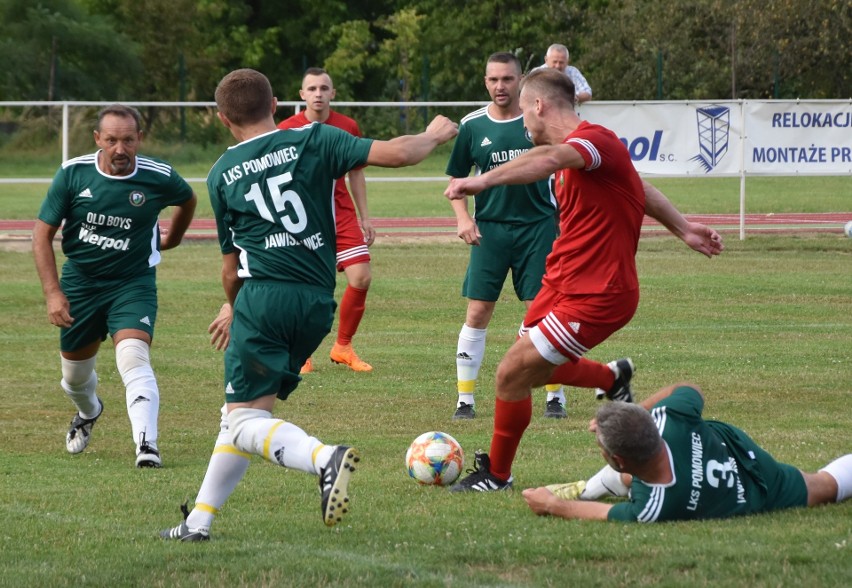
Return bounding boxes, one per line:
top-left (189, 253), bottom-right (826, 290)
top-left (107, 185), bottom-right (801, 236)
top-left (460, 106), bottom-right (490, 127)
top-left (136, 154), bottom-right (176, 178)
top-left (61, 152), bottom-right (98, 170)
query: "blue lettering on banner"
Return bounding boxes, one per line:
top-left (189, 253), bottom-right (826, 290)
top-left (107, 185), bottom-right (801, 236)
top-left (619, 130), bottom-right (663, 161)
top-left (753, 145), bottom-right (851, 163)
top-left (771, 112), bottom-right (852, 128)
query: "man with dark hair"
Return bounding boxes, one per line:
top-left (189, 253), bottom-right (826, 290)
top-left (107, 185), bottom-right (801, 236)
top-left (161, 68), bottom-right (457, 541)
top-left (523, 383), bottom-right (852, 522)
top-left (446, 51), bottom-right (566, 421)
top-left (278, 67), bottom-right (375, 373)
top-left (445, 68), bottom-right (724, 493)
top-left (33, 104), bottom-right (197, 468)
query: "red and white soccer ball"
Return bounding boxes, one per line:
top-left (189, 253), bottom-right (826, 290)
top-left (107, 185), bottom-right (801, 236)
top-left (405, 431), bottom-right (464, 486)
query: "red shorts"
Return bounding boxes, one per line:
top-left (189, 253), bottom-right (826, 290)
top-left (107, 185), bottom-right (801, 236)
top-left (520, 284), bottom-right (639, 364)
top-left (335, 207), bottom-right (370, 271)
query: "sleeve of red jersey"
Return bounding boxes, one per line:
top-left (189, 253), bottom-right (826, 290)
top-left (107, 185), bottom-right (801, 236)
top-left (564, 128), bottom-right (603, 171)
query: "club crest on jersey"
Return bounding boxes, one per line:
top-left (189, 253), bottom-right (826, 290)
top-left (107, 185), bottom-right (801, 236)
top-left (129, 191), bottom-right (146, 206)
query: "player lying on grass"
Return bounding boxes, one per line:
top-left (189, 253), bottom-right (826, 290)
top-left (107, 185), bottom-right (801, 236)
top-left (522, 383), bottom-right (851, 522)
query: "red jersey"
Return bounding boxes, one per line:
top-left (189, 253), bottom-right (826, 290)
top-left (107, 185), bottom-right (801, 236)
top-left (277, 110), bottom-right (364, 217)
top-left (544, 121), bottom-right (645, 295)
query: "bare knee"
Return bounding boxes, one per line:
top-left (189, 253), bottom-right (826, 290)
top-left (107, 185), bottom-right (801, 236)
top-left (803, 471), bottom-right (838, 506)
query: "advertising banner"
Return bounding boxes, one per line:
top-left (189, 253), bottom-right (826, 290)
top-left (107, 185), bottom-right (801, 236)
top-left (581, 100), bottom-right (851, 176)
top-left (743, 101), bottom-right (852, 174)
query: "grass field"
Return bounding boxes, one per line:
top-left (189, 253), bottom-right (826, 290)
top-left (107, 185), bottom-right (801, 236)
top-left (1, 233), bottom-right (850, 587)
top-left (1, 143), bottom-right (850, 220)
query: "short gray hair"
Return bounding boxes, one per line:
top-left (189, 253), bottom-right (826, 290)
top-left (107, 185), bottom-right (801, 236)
top-left (546, 43), bottom-right (569, 60)
top-left (596, 403), bottom-right (663, 464)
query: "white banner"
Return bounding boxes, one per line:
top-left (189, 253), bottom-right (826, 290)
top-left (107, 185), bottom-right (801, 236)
top-left (743, 101), bottom-right (852, 174)
top-left (581, 100), bottom-right (851, 176)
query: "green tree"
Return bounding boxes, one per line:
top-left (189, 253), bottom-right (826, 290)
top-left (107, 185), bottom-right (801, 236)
top-left (0, 0), bottom-right (140, 100)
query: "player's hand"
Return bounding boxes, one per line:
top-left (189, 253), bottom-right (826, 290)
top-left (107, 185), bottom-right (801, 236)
top-left (456, 218), bottom-right (482, 246)
top-left (683, 222), bottom-right (724, 258)
top-left (208, 303), bottom-right (233, 351)
top-left (46, 291), bottom-right (74, 328)
top-left (361, 219), bottom-right (376, 246)
top-left (445, 177), bottom-right (484, 201)
top-left (522, 487), bottom-right (559, 516)
top-left (426, 115), bottom-right (459, 144)
top-left (588, 418), bottom-right (598, 433)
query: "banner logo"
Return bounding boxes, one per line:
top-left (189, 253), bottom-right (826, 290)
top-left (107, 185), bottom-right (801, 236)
top-left (692, 105), bottom-right (730, 172)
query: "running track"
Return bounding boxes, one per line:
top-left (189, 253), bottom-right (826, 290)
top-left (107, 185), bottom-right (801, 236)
top-left (1, 213), bottom-right (850, 240)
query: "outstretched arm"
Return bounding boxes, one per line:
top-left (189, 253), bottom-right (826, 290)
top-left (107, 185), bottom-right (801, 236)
top-left (643, 181), bottom-right (724, 258)
top-left (445, 143), bottom-right (584, 200)
top-left (522, 487), bottom-right (613, 521)
top-left (367, 116), bottom-right (458, 168)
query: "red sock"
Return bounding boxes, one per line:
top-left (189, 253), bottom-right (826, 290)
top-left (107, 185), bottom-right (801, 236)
top-left (336, 286), bottom-right (367, 346)
top-left (547, 357), bottom-right (614, 389)
top-left (489, 396), bottom-right (532, 481)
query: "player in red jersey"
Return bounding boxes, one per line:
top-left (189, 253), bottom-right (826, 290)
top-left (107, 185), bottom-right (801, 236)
top-left (445, 68), bottom-right (724, 492)
top-left (277, 68), bottom-right (374, 372)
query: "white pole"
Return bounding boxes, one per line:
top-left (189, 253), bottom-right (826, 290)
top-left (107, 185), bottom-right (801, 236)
top-left (739, 100), bottom-right (746, 240)
top-left (62, 103), bottom-right (69, 163)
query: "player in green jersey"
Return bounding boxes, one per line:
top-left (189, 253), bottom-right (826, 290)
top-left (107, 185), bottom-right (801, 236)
top-left (33, 104), bottom-right (197, 468)
top-left (522, 383), bottom-right (851, 522)
top-left (446, 52), bottom-right (566, 421)
top-left (160, 68), bottom-right (457, 541)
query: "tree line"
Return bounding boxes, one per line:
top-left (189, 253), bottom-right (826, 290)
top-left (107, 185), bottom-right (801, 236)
top-left (1, 0), bottom-right (849, 130)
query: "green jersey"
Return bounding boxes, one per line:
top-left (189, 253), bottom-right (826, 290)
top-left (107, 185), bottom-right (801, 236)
top-left (38, 152), bottom-right (194, 280)
top-left (207, 124), bottom-right (373, 291)
top-left (445, 106), bottom-right (555, 224)
top-left (608, 386), bottom-right (807, 522)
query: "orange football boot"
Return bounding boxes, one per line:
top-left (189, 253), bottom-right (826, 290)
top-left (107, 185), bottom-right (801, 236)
top-left (329, 343), bottom-right (372, 372)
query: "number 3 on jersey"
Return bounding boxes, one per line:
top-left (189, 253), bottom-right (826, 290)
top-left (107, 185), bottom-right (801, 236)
top-left (244, 172), bottom-right (307, 233)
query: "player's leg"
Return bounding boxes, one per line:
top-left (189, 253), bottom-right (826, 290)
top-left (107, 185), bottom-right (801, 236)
top-left (61, 341), bottom-right (104, 454)
top-left (512, 218), bottom-right (565, 418)
top-left (58, 275), bottom-right (107, 454)
top-left (541, 289), bottom-right (640, 402)
top-left (450, 334), bottom-right (554, 492)
top-left (454, 299), bottom-right (496, 419)
top-left (330, 261), bottom-right (372, 372)
top-left (329, 212), bottom-right (372, 372)
top-left (108, 274), bottom-right (162, 467)
top-left (160, 405), bottom-right (250, 541)
top-left (225, 282), bottom-right (359, 526)
top-left (113, 331), bottom-right (161, 467)
top-left (454, 220), bottom-right (509, 419)
top-left (810, 454), bottom-right (852, 505)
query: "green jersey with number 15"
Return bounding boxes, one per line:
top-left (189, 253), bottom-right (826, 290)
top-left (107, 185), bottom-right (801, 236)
top-left (208, 124), bottom-right (373, 291)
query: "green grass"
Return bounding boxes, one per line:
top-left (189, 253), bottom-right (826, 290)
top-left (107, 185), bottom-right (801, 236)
top-left (1, 235), bottom-right (850, 587)
top-left (1, 141), bottom-right (850, 220)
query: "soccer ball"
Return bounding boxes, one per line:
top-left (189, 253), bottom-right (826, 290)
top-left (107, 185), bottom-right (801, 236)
top-left (405, 431), bottom-right (464, 486)
top-left (844, 220), bottom-right (852, 238)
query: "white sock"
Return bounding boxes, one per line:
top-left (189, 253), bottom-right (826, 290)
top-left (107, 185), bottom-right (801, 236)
top-left (228, 408), bottom-right (330, 474)
top-left (457, 324), bottom-right (486, 404)
top-left (820, 454), bottom-right (852, 502)
top-left (580, 465), bottom-right (630, 499)
top-left (545, 385), bottom-right (565, 404)
top-left (115, 339), bottom-right (159, 450)
top-left (60, 356), bottom-right (100, 418)
top-left (187, 406), bottom-right (251, 531)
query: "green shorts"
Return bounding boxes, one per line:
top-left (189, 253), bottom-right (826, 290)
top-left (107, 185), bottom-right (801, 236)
top-left (59, 265), bottom-right (157, 352)
top-left (224, 280), bottom-right (336, 403)
top-left (462, 217), bottom-right (556, 302)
